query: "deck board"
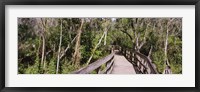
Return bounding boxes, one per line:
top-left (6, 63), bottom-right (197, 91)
top-left (111, 54), bottom-right (136, 74)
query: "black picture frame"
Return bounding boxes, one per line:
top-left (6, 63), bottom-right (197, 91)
top-left (0, 0), bottom-right (199, 92)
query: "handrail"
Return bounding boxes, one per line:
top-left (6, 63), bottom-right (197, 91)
top-left (71, 45), bottom-right (159, 74)
top-left (71, 52), bottom-right (115, 74)
top-left (135, 52), bottom-right (158, 74)
top-left (119, 47), bottom-right (158, 74)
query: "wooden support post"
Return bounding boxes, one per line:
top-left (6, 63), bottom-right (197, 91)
top-left (129, 51), bottom-right (131, 60)
top-left (132, 51), bottom-right (134, 62)
top-left (96, 66), bottom-right (101, 74)
top-left (105, 61), bottom-right (109, 74)
top-left (130, 50), bottom-right (133, 62)
top-left (111, 45), bottom-right (113, 53)
top-left (121, 47), bottom-right (123, 54)
top-left (123, 48), bottom-right (124, 55)
top-left (124, 48), bottom-right (126, 57)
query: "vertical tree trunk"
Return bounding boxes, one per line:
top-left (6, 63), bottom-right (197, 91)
top-left (104, 30), bottom-right (107, 45)
top-left (41, 35), bottom-right (45, 69)
top-left (40, 18), bottom-right (47, 71)
top-left (43, 53), bottom-right (47, 73)
top-left (56, 19), bottom-right (63, 74)
top-left (72, 19), bottom-right (84, 67)
top-left (163, 19), bottom-right (174, 74)
top-left (164, 28), bottom-right (169, 64)
top-left (37, 36), bottom-right (42, 69)
top-left (164, 18), bottom-right (174, 66)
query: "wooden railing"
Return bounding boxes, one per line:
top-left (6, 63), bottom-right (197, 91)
top-left (119, 47), bottom-right (158, 74)
top-left (71, 52), bottom-right (115, 74)
top-left (71, 45), bottom-right (159, 74)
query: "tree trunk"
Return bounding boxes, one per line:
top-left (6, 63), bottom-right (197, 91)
top-left (163, 18), bottom-right (174, 74)
top-left (37, 36), bottom-right (41, 69)
top-left (40, 18), bottom-right (47, 71)
top-left (86, 32), bottom-right (105, 65)
top-left (43, 53), bottom-right (46, 73)
top-left (56, 19), bottom-right (63, 74)
top-left (41, 35), bottom-right (45, 69)
top-left (148, 46), bottom-right (152, 58)
top-left (72, 19), bottom-right (84, 67)
top-left (104, 30), bottom-right (107, 45)
top-left (164, 18), bottom-right (174, 66)
top-left (164, 28), bottom-right (169, 64)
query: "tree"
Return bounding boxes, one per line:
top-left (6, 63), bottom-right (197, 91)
top-left (72, 19), bottom-right (84, 67)
top-left (56, 19), bottom-right (63, 74)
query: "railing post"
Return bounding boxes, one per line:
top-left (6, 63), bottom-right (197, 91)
top-left (121, 47), bottom-right (123, 54)
top-left (111, 45), bottom-right (114, 53)
top-left (123, 48), bottom-right (124, 55)
top-left (132, 51), bottom-right (134, 62)
top-left (128, 51), bottom-right (130, 59)
top-left (96, 66), bottom-right (101, 74)
top-left (121, 48), bottom-right (124, 54)
top-left (105, 60), bottom-right (110, 74)
top-left (125, 48), bottom-right (127, 57)
top-left (130, 50), bottom-right (133, 61)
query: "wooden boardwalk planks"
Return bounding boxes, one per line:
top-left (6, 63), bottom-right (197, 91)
top-left (111, 54), bottom-right (136, 74)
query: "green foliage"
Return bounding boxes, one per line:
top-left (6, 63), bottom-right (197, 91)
top-left (90, 70), bottom-right (97, 74)
top-left (46, 58), bottom-right (56, 74)
top-left (61, 61), bottom-right (77, 74)
top-left (152, 50), bottom-right (165, 73)
top-left (24, 59), bottom-right (39, 74)
top-left (18, 63), bottom-right (26, 74)
top-left (167, 35), bottom-right (182, 74)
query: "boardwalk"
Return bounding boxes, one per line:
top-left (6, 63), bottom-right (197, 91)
top-left (72, 49), bottom-right (159, 74)
top-left (111, 54), bottom-right (136, 74)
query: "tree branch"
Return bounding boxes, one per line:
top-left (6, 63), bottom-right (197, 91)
top-left (120, 30), bottom-right (133, 40)
top-left (148, 46), bottom-right (152, 58)
top-left (59, 35), bottom-right (78, 60)
top-left (86, 32), bottom-right (105, 65)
